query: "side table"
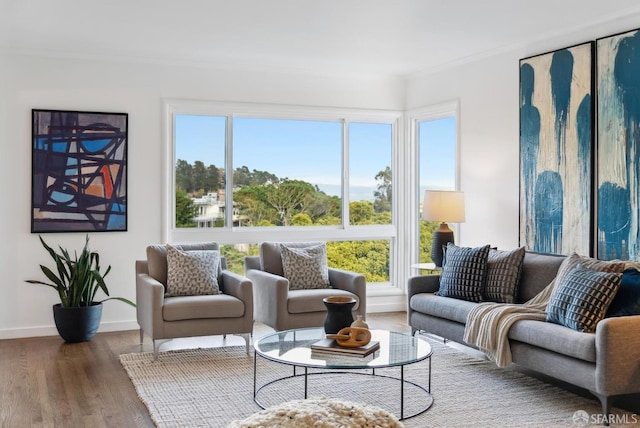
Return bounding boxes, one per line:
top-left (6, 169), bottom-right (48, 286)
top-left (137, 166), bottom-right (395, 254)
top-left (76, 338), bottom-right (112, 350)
top-left (410, 263), bottom-right (442, 273)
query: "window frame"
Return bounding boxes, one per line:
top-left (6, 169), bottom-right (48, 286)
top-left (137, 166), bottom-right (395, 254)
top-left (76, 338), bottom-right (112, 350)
top-left (405, 100), bottom-right (461, 270)
top-left (163, 99), bottom-right (402, 288)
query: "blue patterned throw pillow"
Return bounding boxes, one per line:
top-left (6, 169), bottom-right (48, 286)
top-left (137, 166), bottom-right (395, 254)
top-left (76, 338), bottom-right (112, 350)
top-left (437, 243), bottom-right (490, 302)
top-left (606, 267), bottom-right (640, 317)
top-left (547, 265), bottom-right (622, 333)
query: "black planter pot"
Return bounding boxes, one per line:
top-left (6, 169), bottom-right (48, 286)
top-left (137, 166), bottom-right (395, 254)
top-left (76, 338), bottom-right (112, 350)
top-left (323, 296), bottom-right (356, 334)
top-left (53, 302), bottom-right (103, 342)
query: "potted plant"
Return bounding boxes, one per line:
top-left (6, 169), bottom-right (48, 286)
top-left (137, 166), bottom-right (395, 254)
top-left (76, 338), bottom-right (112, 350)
top-left (26, 235), bottom-right (135, 342)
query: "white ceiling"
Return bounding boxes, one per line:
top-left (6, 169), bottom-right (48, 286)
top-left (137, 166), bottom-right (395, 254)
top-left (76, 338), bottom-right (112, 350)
top-left (2, 0), bottom-right (640, 78)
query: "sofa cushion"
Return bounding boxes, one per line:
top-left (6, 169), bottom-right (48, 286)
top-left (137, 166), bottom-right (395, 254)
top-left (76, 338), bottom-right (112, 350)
top-left (508, 319), bottom-right (597, 362)
top-left (484, 247), bottom-right (526, 303)
top-left (547, 265), bottom-right (622, 333)
top-left (606, 267), bottom-right (640, 317)
top-left (281, 242), bottom-right (330, 290)
top-left (163, 294), bottom-right (244, 321)
top-left (552, 253), bottom-right (625, 291)
top-left (437, 244), bottom-right (490, 302)
top-left (260, 241), bottom-right (325, 277)
top-left (147, 242), bottom-right (220, 286)
top-left (517, 252), bottom-right (566, 303)
top-left (287, 289), bottom-right (359, 314)
top-left (409, 293), bottom-right (477, 324)
top-left (165, 245), bottom-right (221, 297)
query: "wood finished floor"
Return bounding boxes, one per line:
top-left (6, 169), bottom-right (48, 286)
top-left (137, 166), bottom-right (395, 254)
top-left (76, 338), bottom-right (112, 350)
top-left (0, 312), bottom-right (409, 428)
top-left (1, 312), bottom-right (638, 427)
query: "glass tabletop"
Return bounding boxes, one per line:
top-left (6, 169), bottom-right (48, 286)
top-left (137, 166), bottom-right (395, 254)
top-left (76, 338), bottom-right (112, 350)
top-left (254, 327), bottom-right (432, 369)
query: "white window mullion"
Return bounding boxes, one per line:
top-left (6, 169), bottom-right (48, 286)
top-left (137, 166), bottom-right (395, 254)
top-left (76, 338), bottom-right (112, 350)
top-left (342, 118), bottom-right (350, 228)
top-left (225, 115), bottom-right (234, 228)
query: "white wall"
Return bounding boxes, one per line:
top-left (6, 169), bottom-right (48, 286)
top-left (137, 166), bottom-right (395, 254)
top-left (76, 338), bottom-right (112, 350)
top-left (406, 14), bottom-right (640, 251)
top-left (0, 54), bottom-right (404, 339)
top-left (4, 12), bottom-right (640, 339)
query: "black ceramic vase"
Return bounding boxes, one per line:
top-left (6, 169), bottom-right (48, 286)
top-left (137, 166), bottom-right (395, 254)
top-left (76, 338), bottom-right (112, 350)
top-left (323, 296), bottom-right (356, 334)
top-left (53, 302), bottom-right (103, 342)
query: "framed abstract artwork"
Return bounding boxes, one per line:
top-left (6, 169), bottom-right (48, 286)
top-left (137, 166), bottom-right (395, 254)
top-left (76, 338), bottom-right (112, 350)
top-left (596, 28), bottom-right (640, 261)
top-left (31, 109), bottom-right (128, 233)
top-left (519, 42), bottom-right (594, 256)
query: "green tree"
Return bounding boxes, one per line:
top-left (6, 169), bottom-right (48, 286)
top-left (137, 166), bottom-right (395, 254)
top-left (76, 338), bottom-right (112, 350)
top-left (291, 213), bottom-right (313, 226)
top-left (350, 200), bottom-right (374, 225)
top-left (307, 190), bottom-right (341, 222)
top-left (264, 180), bottom-right (315, 226)
top-left (175, 188), bottom-right (197, 227)
top-left (373, 166), bottom-right (392, 213)
top-left (327, 240), bottom-right (389, 282)
top-left (220, 244), bottom-right (259, 275)
top-left (192, 161), bottom-right (207, 193)
top-left (205, 165), bottom-right (221, 192)
top-left (235, 185), bottom-right (278, 226)
top-left (175, 159), bottom-right (193, 192)
top-left (233, 166), bottom-right (251, 186)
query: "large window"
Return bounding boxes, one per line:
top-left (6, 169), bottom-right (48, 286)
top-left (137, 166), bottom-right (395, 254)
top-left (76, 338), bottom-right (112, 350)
top-left (175, 115), bottom-right (226, 228)
top-left (408, 102), bottom-right (459, 264)
top-left (233, 118), bottom-right (342, 227)
top-left (168, 101), bottom-right (399, 285)
top-left (349, 122), bottom-right (392, 226)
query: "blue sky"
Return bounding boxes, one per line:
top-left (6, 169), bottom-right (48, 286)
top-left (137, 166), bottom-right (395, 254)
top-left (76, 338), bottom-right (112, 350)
top-left (176, 115), bottom-right (455, 201)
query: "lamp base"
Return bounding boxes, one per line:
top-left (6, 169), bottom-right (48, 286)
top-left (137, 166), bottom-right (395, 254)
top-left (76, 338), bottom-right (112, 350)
top-left (431, 223), bottom-right (454, 268)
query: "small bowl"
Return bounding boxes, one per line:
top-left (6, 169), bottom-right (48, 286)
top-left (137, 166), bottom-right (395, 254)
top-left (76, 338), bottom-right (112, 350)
top-left (323, 296), bottom-right (356, 304)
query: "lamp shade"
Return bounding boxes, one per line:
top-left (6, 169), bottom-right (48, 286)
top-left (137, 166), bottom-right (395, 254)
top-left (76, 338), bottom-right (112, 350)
top-left (422, 190), bottom-right (465, 223)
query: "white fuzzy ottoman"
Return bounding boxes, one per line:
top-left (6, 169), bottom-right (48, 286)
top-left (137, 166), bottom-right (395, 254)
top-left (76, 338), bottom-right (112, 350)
top-left (228, 397), bottom-right (404, 428)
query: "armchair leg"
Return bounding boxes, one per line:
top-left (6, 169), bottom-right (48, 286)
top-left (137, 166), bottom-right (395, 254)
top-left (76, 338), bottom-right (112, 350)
top-left (152, 339), bottom-right (171, 361)
top-left (241, 333), bottom-right (251, 355)
top-left (139, 328), bottom-right (144, 347)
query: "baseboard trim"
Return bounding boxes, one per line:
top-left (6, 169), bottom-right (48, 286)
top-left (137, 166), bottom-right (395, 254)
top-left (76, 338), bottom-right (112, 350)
top-left (0, 320), bottom-right (140, 340)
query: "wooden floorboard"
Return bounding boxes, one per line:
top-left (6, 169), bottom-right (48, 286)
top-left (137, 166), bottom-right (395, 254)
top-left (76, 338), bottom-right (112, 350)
top-left (1, 311), bottom-right (637, 427)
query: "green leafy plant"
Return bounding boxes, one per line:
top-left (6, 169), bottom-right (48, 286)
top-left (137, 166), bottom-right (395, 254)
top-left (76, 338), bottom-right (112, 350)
top-left (26, 235), bottom-right (135, 308)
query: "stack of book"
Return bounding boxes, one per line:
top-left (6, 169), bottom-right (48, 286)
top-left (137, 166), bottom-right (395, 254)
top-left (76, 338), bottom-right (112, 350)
top-left (310, 339), bottom-right (380, 357)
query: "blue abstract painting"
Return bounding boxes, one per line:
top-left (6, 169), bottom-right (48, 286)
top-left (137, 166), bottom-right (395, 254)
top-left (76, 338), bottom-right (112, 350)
top-left (31, 110), bottom-right (128, 232)
top-left (597, 29), bottom-right (640, 261)
top-left (519, 42), bottom-right (594, 255)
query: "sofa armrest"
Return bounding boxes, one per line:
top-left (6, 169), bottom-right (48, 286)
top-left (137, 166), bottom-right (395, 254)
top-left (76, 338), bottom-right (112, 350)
top-left (245, 269), bottom-right (289, 328)
top-left (595, 315), bottom-right (640, 397)
top-left (221, 270), bottom-right (253, 318)
top-left (407, 275), bottom-right (441, 297)
top-left (135, 263), bottom-right (166, 340)
top-left (328, 268), bottom-right (366, 316)
top-left (245, 255), bottom-right (261, 271)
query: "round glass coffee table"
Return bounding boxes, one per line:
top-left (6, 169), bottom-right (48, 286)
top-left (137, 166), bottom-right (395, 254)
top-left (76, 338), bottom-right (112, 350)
top-left (253, 328), bottom-right (433, 420)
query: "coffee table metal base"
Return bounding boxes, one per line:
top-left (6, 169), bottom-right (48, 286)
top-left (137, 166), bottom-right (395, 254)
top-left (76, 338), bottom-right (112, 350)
top-left (253, 353), bottom-right (433, 420)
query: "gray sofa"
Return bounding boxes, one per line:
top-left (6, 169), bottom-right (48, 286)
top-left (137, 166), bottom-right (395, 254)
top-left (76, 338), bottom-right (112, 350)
top-left (407, 251), bottom-right (640, 416)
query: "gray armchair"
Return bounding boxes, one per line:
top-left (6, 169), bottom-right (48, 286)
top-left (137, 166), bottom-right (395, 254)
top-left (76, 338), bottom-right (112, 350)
top-left (244, 241), bottom-right (366, 332)
top-left (136, 242), bottom-right (253, 360)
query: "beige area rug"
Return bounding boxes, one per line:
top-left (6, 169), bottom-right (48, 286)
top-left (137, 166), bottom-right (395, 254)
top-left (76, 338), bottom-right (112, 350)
top-left (120, 338), bottom-right (634, 427)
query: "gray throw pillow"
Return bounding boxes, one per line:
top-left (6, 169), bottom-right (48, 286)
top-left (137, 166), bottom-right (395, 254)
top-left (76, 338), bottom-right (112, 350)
top-left (437, 243), bottom-right (490, 302)
top-left (546, 265), bottom-right (622, 333)
top-left (165, 245), bottom-right (221, 297)
top-left (280, 243), bottom-right (330, 290)
top-left (552, 253), bottom-right (625, 292)
top-left (484, 247), bottom-right (526, 303)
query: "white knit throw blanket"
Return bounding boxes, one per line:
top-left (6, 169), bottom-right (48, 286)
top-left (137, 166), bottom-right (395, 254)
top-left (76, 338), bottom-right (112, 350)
top-left (464, 257), bottom-right (638, 368)
top-left (463, 279), bottom-right (556, 368)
